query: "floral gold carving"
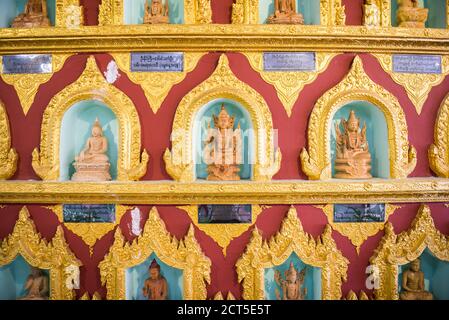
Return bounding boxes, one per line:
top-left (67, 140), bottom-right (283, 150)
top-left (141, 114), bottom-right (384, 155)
top-left (363, 0), bottom-right (391, 27)
top-left (99, 0), bottom-right (123, 26)
top-left (213, 292), bottom-right (236, 300)
top-left (0, 100), bottom-right (18, 180)
top-left (429, 92), bottom-right (449, 177)
top-left (79, 292), bottom-right (102, 300)
top-left (56, 0), bottom-right (84, 28)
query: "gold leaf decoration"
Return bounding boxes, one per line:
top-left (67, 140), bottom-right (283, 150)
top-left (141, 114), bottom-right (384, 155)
top-left (429, 92), bottom-right (449, 177)
top-left (0, 100), bottom-right (17, 180)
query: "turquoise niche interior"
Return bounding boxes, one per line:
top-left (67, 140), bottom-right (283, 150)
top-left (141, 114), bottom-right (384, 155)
top-left (264, 252), bottom-right (321, 300)
top-left (125, 253), bottom-right (183, 300)
top-left (0, 255), bottom-right (49, 300)
top-left (259, 0), bottom-right (320, 24)
top-left (398, 249), bottom-right (449, 300)
top-left (194, 98), bottom-right (253, 181)
top-left (330, 101), bottom-right (389, 179)
top-left (59, 100), bottom-right (119, 181)
top-left (391, 0), bottom-right (447, 28)
top-left (0, 0), bottom-right (56, 28)
top-left (124, 0), bottom-right (184, 25)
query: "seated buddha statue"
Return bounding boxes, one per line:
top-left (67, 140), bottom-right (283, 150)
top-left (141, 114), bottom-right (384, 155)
top-left (11, 0), bottom-right (51, 28)
top-left (334, 110), bottom-right (372, 179)
top-left (203, 105), bottom-right (243, 181)
top-left (400, 259), bottom-right (433, 300)
top-left (363, 0), bottom-right (380, 27)
top-left (267, 0), bottom-right (304, 25)
top-left (142, 259), bottom-right (168, 300)
top-left (397, 0), bottom-right (428, 28)
top-left (144, 0), bottom-right (169, 24)
top-left (274, 262), bottom-right (307, 300)
top-left (19, 267), bottom-right (49, 300)
top-left (71, 118), bottom-right (112, 182)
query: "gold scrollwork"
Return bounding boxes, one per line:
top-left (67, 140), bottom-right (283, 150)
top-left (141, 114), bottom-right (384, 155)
top-left (31, 55), bottom-right (148, 181)
top-left (99, 207), bottom-right (211, 300)
top-left (111, 52), bottom-right (206, 114)
top-left (375, 54), bottom-right (449, 115)
top-left (164, 54), bottom-right (281, 182)
top-left (0, 54), bottom-right (71, 115)
top-left (56, 0), bottom-right (84, 28)
top-left (300, 55), bottom-right (416, 180)
top-left (236, 206), bottom-right (348, 300)
top-left (370, 204), bottom-right (449, 300)
top-left (0, 206), bottom-right (82, 300)
top-left (0, 100), bottom-right (18, 180)
top-left (429, 92), bottom-right (449, 177)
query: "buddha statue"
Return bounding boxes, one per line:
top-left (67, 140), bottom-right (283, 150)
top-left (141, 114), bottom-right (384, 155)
top-left (71, 118), bottom-right (112, 182)
top-left (267, 0), bottom-right (304, 25)
top-left (19, 267), bottom-right (49, 300)
top-left (142, 259), bottom-right (168, 300)
top-left (363, 0), bottom-right (380, 27)
top-left (397, 0), bottom-right (428, 28)
top-left (400, 259), bottom-right (433, 300)
top-left (334, 110), bottom-right (372, 179)
top-left (203, 105), bottom-right (243, 181)
top-left (144, 0), bottom-right (169, 24)
top-left (11, 0), bottom-right (51, 28)
top-left (274, 262), bottom-right (307, 300)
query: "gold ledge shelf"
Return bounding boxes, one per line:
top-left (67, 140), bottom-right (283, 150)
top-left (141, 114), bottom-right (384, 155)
top-left (0, 25), bottom-right (449, 54)
top-left (0, 178), bottom-right (448, 204)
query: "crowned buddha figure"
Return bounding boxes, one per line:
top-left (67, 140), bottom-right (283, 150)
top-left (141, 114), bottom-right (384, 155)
top-left (19, 267), bottom-right (49, 300)
top-left (397, 0), bottom-right (428, 28)
top-left (267, 0), bottom-right (304, 25)
top-left (144, 0), bottom-right (169, 24)
top-left (71, 118), bottom-right (112, 182)
top-left (334, 110), bottom-right (372, 179)
top-left (11, 0), bottom-right (51, 28)
top-left (363, 0), bottom-right (380, 26)
top-left (400, 259), bottom-right (433, 300)
top-left (142, 259), bottom-right (168, 300)
top-left (203, 105), bottom-right (243, 181)
top-left (274, 262), bottom-right (307, 300)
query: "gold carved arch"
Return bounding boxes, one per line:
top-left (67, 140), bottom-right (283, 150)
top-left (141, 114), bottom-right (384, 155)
top-left (0, 207), bottom-right (82, 300)
top-left (164, 54), bottom-right (281, 182)
top-left (300, 56), bottom-right (416, 180)
top-left (429, 92), bottom-right (449, 177)
top-left (370, 204), bottom-right (449, 300)
top-left (236, 206), bottom-right (348, 300)
top-left (32, 56), bottom-right (148, 181)
top-left (0, 100), bottom-right (18, 180)
top-left (99, 207), bottom-right (211, 300)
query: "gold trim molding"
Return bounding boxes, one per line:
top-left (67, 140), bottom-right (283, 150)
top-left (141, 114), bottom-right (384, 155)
top-left (0, 207), bottom-right (81, 300)
top-left (31, 56), bottom-right (148, 181)
top-left (164, 54), bottom-right (281, 182)
top-left (99, 207), bottom-right (211, 300)
top-left (300, 55), bottom-right (416, 180)
top-left (370, 204), bottom-right (449, 300)
top-left (429, 92), bottom-right (449, 178)
top-left (236, 206), bottom-right (348, 300)
top-left (0, 100), bottom-right (17, 180)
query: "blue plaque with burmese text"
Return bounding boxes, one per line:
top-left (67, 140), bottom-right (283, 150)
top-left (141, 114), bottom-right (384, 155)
top-left (263, 52), bottom-right (316, 71)
top-left (130, 52), bottom-right (183, 72)
top-left (2, 54), bottom-right (52, 74)
top-left (393, 54), bottom-right (442, 74)
top-left (63, 204), bottom-right (116, 223)
top-left (333, 204), bottom-right (385, 223)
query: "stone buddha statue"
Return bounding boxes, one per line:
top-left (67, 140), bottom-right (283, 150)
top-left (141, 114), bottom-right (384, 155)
top-left (144, 0), bottom-right (169, 24)
top-left (274, 262), bottom-right (307, 300)
top-left (203, 105), bottom-right (243, 181)
top-left (334, 110), bottom-right (372, 179)
top-left (363, 0), bottom-right (380, 27)
top-left (19, 267), bottom-right (49, 300)
top-left (267, 0), bottom-right (304, 25)
top-left (71, 118), bottom-right (112, 182)
top-left (11, 0), bottom-right (51, 28)
top-left (142, 259), bottom-right (168, 300)
top-left (397, 0), bottom-right (428, 28)
top-left (400, 258), bottom-right (433, 300)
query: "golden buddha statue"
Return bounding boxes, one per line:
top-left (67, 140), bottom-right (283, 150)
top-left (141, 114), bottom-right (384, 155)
top-left (274, 262), bottom-right (307, 300)
top-left (144, 0), bottom-right (169, 24)
top-left (267, 0), bottom-right (304, 25)
top-left (19, 267), bottom-right (49, 300)
top-left (400, 259), bottom-right (433, 300)
top-left (397, 0), bottom-right (428, 28)
top-left (142, 259), bottom-right (168, 300)
top-left (334, 110), bottom-right (372, 179)
top-left (71, 118), bottom-right (112, 182)
top-left (363, 0), bottom-right (380, 27)
top-left (203, 105), bottom-right (243, 181)
top-left (11, 0), bottom-right (51, 28)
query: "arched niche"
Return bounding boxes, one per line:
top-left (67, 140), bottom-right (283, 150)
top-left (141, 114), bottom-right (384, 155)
top-left (301, 56), bottom-right (416, 180)
top-left (164, 54), bottom-right (281, 182)
top-left (32, 56), bottom-right (148, 181)
top-left (391, 0), bottom-right (448, 29)
top-left (429, 92), bottom-right (449, 177)
top-left (0, 99), bottom-right (18, 180)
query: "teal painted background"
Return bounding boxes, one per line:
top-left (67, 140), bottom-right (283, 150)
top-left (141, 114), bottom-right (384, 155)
top-left (59, 100), bottom-right (118, 181)
top-left (264, 252), bottom-right (321, 300)
top-left (125, 253), bottom-right (183, 300)
top-left (259, 0), bottom-right (320, 25)
top-left (0, 0), bottom-right (55, 28)
top-left (391, 0), bottom-right (447, 28)
top-left (194, 98), bottom-right (253, 180)
top-left (398, 249), bottom-right (449, 300)
top-left (331, 101), bottom-right (390, 179)
top-left (124, 0), bottom-right (184, 25)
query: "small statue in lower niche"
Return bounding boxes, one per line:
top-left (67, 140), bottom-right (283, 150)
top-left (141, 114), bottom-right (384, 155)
top-left (400, 258), bottom-right (433, 300)
top-left (274, 262), bottom-right (307, 300)
top-left (267, 0), bottom-right (304, 25)
top-left (19, 267), bottom-right (49, 300)
top-left (142, 259), bottom-right (168, 300)
top-left (397, 0), bottom-right (428, 28)
top-left (11, 0), bottom-right (51, 28)
top-left (144, 0), bottom-right (169, 24)
top-left (363, 0), bottom-right (380, 27)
